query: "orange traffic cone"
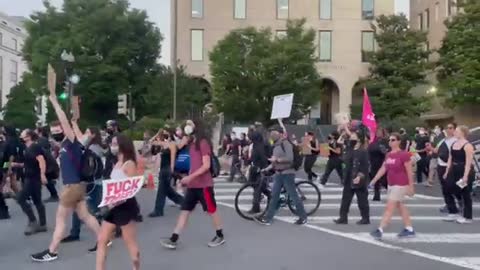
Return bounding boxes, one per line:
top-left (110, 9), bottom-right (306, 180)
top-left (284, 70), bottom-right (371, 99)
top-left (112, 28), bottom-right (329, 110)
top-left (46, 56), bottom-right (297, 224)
top-left (146, 173), bottom-right (155, 190)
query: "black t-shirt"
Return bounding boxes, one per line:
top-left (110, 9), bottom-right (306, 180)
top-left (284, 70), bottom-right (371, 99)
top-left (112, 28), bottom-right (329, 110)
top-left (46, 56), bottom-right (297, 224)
top-left (329, 141), bottom-right (342, 159)
top-left (2, 137), bottom-right (24, 167)
top-left (415, 135), bottom-right (430, 157)
top-left (37, 137), bottom-right (51, 152)
top-left (24, 143), bottom-right (44, 179)
top-left (231, 139), bottom-right (241, 156)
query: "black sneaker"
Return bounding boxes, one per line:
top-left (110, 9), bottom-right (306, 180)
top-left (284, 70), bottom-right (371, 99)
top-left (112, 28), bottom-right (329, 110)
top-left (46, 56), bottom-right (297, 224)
top-left (207, 236), bottom-right (226, 248)
top-left (88, 241), bottom-right (112, 253)
top-left (356, 219), bottom-right (370, 225)
top-left (31, 249), bottom-right (58, 262)
top-left (61, 235), bottom-right (80, 243)
top-left (160, 238), bottom-right (178, 250)
top-left (333, 218), bottom-right (348, 225)
top-left (253, 216), bottom-right (272, 226)
top-left (135, 214), bottom-right (143, 223)
top-left (37, 225), bottom-right (48, 233)
top-left (148, 212), bottom-right (163, 218)
top-left (43, 197), bottom-right (59, 203)
top-left (25, 222), bottom-right (40, 236)
top-left (0, 212), bottom-right (11, 220)
top-left (294, 218), bottom-right (307, 225)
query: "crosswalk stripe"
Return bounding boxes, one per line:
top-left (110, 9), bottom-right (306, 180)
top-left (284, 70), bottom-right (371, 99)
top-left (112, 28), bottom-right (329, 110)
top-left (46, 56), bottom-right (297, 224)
top-left (277, 216), bottom-right (458, 223)
top-left (452, 258), bottom-right (480, 266)
top-left (349, 233), bottom-right (480, 243)
top-left (234, 203), bottom-right (480, 209)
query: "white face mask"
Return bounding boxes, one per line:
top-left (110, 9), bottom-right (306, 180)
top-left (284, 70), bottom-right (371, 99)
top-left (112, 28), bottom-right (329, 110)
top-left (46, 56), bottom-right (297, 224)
top-left (184, 125), bottom-right (194, 135)
top-left (110, 146), bottom-right (119, 155)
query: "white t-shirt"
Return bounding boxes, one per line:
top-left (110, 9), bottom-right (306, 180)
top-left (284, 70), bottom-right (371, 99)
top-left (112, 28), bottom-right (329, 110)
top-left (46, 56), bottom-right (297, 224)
top-left (437, 136), bottom-right (457, 167)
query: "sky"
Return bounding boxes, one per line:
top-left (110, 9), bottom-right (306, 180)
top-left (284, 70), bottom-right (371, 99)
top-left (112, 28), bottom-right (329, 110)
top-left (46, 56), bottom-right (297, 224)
top-left (0, 0), bottom-right (409, 66)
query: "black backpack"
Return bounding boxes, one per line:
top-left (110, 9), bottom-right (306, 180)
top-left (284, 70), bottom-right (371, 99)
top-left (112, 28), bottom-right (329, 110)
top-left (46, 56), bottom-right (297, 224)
top-left (80, 148), bottom-right (104, 182)
top-left (210, 155), bottom-right (221, 178)
top-left (280, 139), bottom-right (303, 171)
top-left (438, 140), bottom-right (450, 163)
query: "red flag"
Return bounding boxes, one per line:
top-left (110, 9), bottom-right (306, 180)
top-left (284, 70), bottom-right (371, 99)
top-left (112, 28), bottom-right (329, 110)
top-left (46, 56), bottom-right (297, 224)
top-left (362, 87), bottom-right (377, 142)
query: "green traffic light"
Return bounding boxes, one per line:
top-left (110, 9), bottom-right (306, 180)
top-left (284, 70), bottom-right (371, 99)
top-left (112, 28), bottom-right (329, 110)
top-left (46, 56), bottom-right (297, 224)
top-left (59, 92), bottom-right (68, 100)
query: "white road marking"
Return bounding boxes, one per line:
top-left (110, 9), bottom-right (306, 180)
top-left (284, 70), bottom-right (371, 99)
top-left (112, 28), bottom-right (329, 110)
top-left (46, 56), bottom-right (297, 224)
top-left (278, 216), bottom-right (459, 223)
top-left (234, 203), bottom-right (480, 209)
top-left (217, 201), bottom-right (480, 270)
top-left (351, 233), bottom-right (480, 243)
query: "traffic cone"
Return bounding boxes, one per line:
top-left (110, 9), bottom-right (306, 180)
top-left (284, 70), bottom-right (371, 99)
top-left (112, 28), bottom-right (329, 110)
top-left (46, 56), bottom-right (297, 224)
top-left (146, 173), bottom-right (155, 190)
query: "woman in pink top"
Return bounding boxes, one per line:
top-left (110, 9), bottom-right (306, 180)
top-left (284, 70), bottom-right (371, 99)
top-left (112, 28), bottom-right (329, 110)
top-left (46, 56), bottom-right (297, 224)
top-left (369, 132), bottom-right (415, 240)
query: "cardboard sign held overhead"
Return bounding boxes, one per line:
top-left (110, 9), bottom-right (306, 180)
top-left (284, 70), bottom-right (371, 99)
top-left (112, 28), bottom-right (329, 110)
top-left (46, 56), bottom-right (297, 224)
top-left (271, 93), bottom-right (294, 120)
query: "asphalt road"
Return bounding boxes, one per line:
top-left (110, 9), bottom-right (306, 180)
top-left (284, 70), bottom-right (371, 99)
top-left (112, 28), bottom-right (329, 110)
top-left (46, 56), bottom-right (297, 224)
top-left (1, 170), bottom-right (479, 270)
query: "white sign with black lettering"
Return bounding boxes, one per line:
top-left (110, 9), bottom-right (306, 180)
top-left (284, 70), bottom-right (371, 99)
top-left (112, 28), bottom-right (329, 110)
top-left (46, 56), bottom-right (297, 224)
top-left (271, 93), bottom-right (294, 120)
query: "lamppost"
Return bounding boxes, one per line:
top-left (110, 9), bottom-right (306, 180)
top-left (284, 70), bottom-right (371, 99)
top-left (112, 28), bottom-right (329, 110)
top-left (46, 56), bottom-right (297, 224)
top-left (60, 50), bottom-right (79, 117)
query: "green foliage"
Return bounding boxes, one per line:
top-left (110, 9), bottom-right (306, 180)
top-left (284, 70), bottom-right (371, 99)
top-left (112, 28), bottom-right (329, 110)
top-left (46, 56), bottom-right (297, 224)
top-left (209, 19), bottom-right (322, 125)
top-left (362, 14), bottom-right (432, 121)
top-left (23, 0), bottom-right (162, 125)
top-left (138, 65), bottom-right (211, 120)
top-left (2, 74), bottom-right (38, 129)
top-left (437, 1), bottom-right (480, 105)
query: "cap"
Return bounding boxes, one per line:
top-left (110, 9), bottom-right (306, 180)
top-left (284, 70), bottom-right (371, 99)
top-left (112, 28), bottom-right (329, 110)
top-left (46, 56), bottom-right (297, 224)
top-left (269, 125), bottom-right (285, 134)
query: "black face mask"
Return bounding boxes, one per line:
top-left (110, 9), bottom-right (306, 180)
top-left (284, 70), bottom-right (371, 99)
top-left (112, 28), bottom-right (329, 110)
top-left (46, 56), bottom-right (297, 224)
top-left (20, 138), bottom-right (26, 144)
top-left (107, 129), bottom-right (114, 135)
top-left (52, 133), bottom-right (65, 142)
top-left (349, 140), bottom-right (358, 148)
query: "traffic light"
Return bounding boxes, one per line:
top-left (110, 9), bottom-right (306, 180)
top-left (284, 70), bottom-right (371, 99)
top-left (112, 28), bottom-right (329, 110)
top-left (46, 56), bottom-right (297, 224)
top-left (59, 92), bottom-right (68, 100)
top-left (117, 94), bottom-right (128, 115)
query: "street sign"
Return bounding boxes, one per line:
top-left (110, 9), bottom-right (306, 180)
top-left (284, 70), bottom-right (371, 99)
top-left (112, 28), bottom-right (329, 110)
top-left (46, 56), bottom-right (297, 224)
top-left (117, 94), bottom-right (128, 115)
top-left (271, 93), bottom-right (294, 120)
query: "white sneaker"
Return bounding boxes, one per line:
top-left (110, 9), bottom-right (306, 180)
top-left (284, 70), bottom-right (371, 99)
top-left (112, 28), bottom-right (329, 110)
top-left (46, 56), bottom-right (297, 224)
top-left (443, 214), bottom-right (459, 222)
top-left (456, 217), bottom-right (473, 224)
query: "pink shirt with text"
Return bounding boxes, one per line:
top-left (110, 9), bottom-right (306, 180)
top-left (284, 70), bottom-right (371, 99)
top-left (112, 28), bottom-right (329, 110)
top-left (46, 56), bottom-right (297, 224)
top-left (187, 139), bottom-right (213, 188)
top-left (384, 151), bottom-right (411, 186)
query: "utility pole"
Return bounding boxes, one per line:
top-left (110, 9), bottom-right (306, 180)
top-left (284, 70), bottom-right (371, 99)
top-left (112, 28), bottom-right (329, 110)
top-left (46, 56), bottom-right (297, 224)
top-left (172, 0), bottom-right (178, 121)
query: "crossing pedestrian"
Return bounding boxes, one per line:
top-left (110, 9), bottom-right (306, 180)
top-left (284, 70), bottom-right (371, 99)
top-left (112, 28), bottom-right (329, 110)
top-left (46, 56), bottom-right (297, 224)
top-left (369, 128), bottom-right (389, 201)
top-left (96, 134), bottom-right (141, 270)
top-left (443, 125), bottom-right (475, 224)
top-left (36, 126), bottom-right (60, 203)
top-left (160, 119), bottom-right (225, 249)
top-left (370, 132), bottom-right (416, 240)
top-left (334, 130), bottom-right (370, 225)
top-left (319, 131), bottom-right (343, 188)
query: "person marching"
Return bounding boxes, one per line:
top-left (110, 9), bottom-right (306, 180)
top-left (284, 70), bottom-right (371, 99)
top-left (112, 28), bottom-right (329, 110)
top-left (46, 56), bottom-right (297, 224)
top-left (368, 128), bottom-right (389, 201)
top-left (161, 119), bottom-right (225, 249)
top-left (319, 131), bottom-right (343, 188)
top-left (370, 133), bottom-right (415, 240)
top-left (148, 128), bottom-right (184, 217)
top-left (96, 134), bottom-right (141, 270)
top-left (334, 129), bottom-right (370, 225)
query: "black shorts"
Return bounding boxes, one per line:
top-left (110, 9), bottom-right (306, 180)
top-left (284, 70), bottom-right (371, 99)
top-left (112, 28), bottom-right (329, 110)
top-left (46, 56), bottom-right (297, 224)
top-left (181, 187), bottom-right (217, 214)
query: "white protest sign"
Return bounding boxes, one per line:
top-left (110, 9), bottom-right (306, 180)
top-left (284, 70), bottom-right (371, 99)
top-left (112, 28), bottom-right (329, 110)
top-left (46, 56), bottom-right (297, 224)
top-left (98, 176), bottom-right (144, 207)
top-left (271, 93), bottom-right (294, 120)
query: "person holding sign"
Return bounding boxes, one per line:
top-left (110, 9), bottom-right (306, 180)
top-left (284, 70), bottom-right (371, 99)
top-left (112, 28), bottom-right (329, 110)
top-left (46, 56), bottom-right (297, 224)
top-left (31, 65), bottom-right (100, 262)
top-left (443, 126), bottom-right (475, 224)
top-left (96, 134), bottom-right (141, 270)
top-left (161, 119), bottom-right (225, 250)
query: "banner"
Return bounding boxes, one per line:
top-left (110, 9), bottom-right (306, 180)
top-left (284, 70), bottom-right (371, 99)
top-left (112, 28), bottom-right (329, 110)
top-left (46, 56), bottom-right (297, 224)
top-left (361, 87), bottom-right (377, 142)
top-left (98, 176), bottom-right (144, 207)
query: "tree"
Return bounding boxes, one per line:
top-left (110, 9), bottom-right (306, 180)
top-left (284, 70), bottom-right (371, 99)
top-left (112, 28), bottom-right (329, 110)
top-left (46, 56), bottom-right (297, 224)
top-left (138, 65), bottom-right (211, 120)
top-left (23, 0), bottom-right (162, 125)
top-left (359, 14), bottom-right (431, 120)
top-left (209, 19), bottom-right (322, 124)
top-left (2, 74), bottom-right (38, 129)
top-left (437, 1), bottom-right (480, 106)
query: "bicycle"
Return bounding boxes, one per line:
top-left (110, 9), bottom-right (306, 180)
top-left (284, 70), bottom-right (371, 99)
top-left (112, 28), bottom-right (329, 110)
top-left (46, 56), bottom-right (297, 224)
top-left (234, 169), bottom-right (321, 220)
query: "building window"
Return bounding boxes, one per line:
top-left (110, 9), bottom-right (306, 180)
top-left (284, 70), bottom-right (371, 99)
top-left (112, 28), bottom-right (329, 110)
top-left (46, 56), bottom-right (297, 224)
top-left (435, 2), bottom-right (440, 22)
top-left (276, 30), bottom-right (287, 38)
top-left (191, 30), bottom-right (204, 61)
top-left (12, 38), bottom-right (17, 51)
top-left (319, 0), bottom-right (332, 20)
top-left (277, 0), bottom-right (289, 19)
top-left (191, 0), bottom-right (203, 18)
top-left (234, 0), bottom-right (246, 19)
top-left (362, 31), bottom-right (375, 62)
top-left (419, 13), bottom-right (424, 30)
top-left (10, 60), bottom-right (18, 84)
top-left (425, 9), bottom-right (430, 29)
top-left (319, 31), bottom-right (332, 62)
top-left (362, 0), bottom-right (374, 20)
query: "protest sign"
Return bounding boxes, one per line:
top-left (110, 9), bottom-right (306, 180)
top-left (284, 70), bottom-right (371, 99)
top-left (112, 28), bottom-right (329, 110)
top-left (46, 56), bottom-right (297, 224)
top-left (98, 176), bottom-right (144, 207)
top-left (271, 93), bottom-right (294, 120)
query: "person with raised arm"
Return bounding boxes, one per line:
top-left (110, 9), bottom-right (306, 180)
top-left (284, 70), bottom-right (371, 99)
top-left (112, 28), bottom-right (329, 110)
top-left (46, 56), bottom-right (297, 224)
top-left (31, 64), bottom-right (100, 262)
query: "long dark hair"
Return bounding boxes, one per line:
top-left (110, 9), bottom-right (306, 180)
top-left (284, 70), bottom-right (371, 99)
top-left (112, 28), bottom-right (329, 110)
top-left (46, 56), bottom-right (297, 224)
top-left (115, 134), bottom-right (137, 164)
top-left (87, 126), bottom-right (102, 147)
top-left (191, 119), bottom-right (212, 151)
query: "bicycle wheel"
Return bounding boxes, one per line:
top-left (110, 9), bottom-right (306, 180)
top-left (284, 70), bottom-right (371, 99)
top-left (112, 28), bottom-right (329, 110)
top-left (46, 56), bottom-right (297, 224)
top-left (288, 181), bottom-right (321, 216)
top-left (235, 183), bottom-right (270, 221)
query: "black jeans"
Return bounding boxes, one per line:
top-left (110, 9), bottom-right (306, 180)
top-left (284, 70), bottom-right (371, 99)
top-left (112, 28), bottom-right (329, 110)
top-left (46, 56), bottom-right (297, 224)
top-left (153, 169), bottom-right (184, 215)
top-left (229, 155), bottom-right (241, 181)
top-left (320, 158), bottom-right (343, 185)
top-left (304, 155), bottom-right (318, 181)
top-left (249, 167), bottom-right (271, 212)
top-left (438, 165), bottom-right (461, 214)
top-left (339, 184), bottom-right (369, 221)
top-left (17, 177), bottom-right (46, 226)
top-left (45, 178), bottom-right (59, 199)
top-left (371, 162), bottom-right (387, 200)
top-left (448, 164), bottom-right (474, 219)
top-left (416, 156), bottom-right (429, 183)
